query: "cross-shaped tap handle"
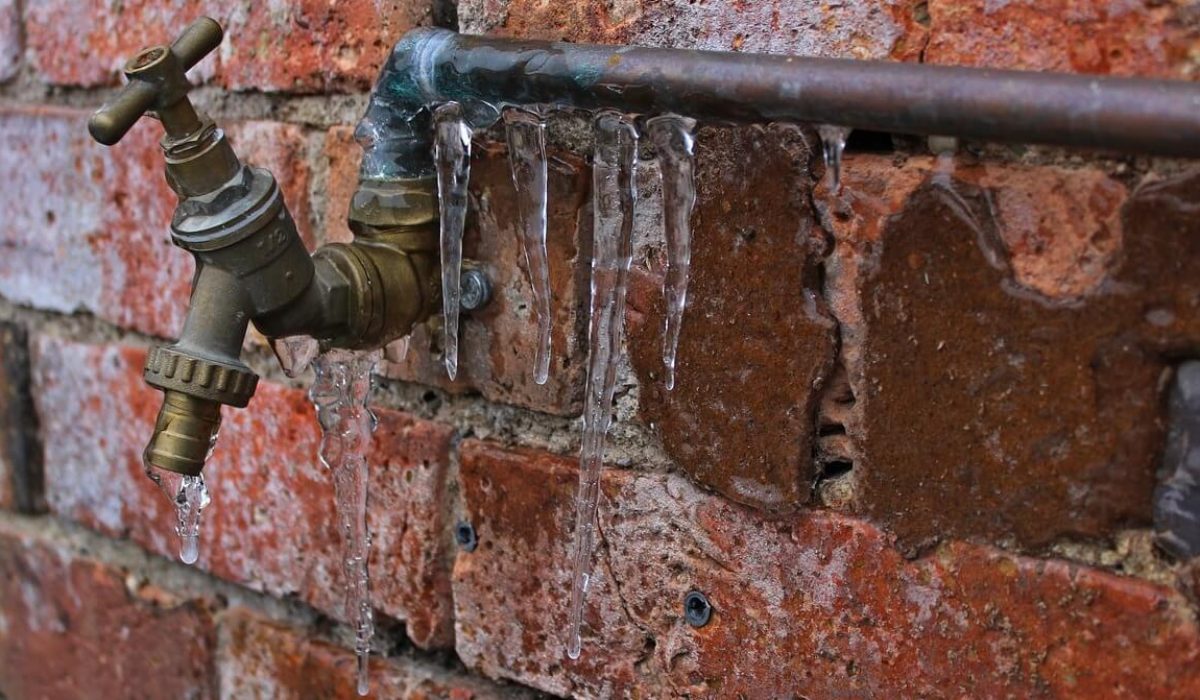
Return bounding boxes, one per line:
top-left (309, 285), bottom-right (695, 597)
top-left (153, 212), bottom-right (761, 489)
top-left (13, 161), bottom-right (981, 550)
top-left (88, 17), bottom-right (223, 146)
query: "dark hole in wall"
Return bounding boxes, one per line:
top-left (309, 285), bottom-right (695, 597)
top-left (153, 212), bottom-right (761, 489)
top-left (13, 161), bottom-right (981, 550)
top-left (1154, 360), bottom-right (1200, 560)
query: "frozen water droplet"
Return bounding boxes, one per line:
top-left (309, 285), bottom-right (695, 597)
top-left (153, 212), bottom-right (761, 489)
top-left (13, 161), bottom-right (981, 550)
top-left (433, 102), bottom-right (473, 381)
top-left (384, 336), bottom-right (410, 363)
top-left (503, 107), bottom-right (554, 385)
top-left (647, 115), bottom-right (697, 392)
top-left (270, 335), bottom-right (319, 378)
top-left (817, 124), bottom-right (852, 194)
top-left (929, 135), bottom-right (958, 187)
top-left (310, 349), bottom-right (381, 694)
top-left (357, 652), bottom-right (370, 696)
top-left (145, 465), bottom-right (211, 566)
top-left (566, 111), bottom-right (639, 661)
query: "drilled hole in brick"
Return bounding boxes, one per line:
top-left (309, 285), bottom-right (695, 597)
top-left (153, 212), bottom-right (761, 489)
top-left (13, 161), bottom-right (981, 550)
top-left (822, 460), bottom-right (853, 478)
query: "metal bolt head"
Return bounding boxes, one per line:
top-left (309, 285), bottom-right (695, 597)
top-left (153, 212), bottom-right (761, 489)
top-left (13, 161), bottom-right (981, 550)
top-left (455, 520), bottom-right (478, 552)
top-left (460, 269), bottom-right (492, 312)
top-left (683, 590), bottom-right (712, 627)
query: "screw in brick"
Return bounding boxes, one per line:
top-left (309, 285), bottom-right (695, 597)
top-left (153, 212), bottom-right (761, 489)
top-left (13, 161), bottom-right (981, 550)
top-left (455, 520), bottom-right (478, 552)
top-left (683, 590), bottom-right (712, 627)
top-left (460, 268), bottom-right (492, 312)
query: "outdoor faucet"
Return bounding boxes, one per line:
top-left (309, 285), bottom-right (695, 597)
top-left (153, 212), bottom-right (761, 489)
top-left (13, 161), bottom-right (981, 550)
top-left (89, 18), bottom-right (441, 478)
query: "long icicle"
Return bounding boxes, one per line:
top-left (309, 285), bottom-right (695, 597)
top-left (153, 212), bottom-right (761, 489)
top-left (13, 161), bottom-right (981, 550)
top-left (503, 107), bottom-right (554, 385)
top-left (566, 111), bottom-right (639, 660)
top-left (433, 102), bottom-right (473, 381)
top-left (310, 349), bottom-right (381, 696)
top-left (646, 115), bottom-right (697, 391)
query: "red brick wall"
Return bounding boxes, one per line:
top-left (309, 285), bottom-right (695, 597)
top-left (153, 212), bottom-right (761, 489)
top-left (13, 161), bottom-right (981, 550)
top-left (2, 1), bottom-right (1200, 698)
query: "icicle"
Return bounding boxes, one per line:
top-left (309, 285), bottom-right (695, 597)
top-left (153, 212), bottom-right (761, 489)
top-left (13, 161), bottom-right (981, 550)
top-left (433, 102), bottom-right (473, 381)
top-left (929, 135), bottom-right (958, 188)
top-left (310, 349), bottom-right (381, 697)
top-left (270, 335), bottom-right (319, 378)
top-left (566, 111), bottom-right (639, 661)
top-left (384, 335), bottom-right (410, 363)
top-left (503, 107), bottom-right (554, 385)
top-left (647, 115), bottom-right (697, 391)
top-left (817, 124), bottom-right (852, 194)
top-left (145, 466), bottom-right (211, 565)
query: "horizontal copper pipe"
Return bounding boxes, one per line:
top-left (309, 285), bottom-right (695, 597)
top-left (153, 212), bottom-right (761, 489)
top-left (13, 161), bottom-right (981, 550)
top-left (365, 28), bottom-right (1200, 173)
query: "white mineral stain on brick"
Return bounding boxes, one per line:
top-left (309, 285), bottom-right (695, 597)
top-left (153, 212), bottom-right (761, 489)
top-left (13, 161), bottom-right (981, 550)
top-left (460, 0), bottom-right (913, 59)
top-left (0, 0), bottom-right (19, 82)
top-left (0, 112), bottom-right (106, 315)
top-left (458, 0), bottom-right (511, 35)
top-left (31, 339), bottom-right (146, 537)
top-left (623, 0), bottom-right (908, 58)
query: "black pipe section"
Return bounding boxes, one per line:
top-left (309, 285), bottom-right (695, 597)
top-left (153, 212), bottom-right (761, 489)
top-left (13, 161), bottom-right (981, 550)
top-left (359, 28), bottom-right (1200, 179)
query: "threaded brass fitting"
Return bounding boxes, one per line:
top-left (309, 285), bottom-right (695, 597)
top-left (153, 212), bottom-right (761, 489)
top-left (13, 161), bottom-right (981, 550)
top-left (143, 391), bottom-right (222, 476)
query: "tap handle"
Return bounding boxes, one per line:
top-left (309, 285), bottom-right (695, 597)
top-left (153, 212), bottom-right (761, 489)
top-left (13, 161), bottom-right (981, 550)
top-left (170, 16), bottom-right (225, 69)
top-left (88, 17), bottom-right (223, 146)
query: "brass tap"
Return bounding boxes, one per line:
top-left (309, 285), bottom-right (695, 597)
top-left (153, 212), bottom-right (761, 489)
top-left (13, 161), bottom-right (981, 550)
top-left (89, 18), bottom-right (441, 477)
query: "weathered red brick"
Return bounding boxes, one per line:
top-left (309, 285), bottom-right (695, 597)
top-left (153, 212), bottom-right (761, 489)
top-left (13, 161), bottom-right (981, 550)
top-left (0, 519), bottom-right (217, 699)
top-left (627, 124), bottom-right (836, 513)
top-left (0, 323), bottom-right (42, 513)
top-left (30, 336), bottom-right (456, 648)
top-left (25, 0), bottom-right (429, 92)
top-left (0, 0), bottom-right (19, 82)
top-left (926, 0), bottom-right (1200, 78)
top-left (323, 126), bottom-right (363, 246)
top-left (459, 0), bottom-right (927, 60)
top-left (454, 439), bottom-right (1200, 697)
top-left (326, 129), bottom-right (592, 415)
top-left (218, 609), bottom-right (529, 699)
top-left (0, 106), bottom-right (313, 340)
top-left (823, 156), bottom-right (1200, 552)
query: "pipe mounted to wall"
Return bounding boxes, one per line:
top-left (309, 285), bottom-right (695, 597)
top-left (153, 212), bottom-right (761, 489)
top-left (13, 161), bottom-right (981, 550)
top-left (357, 27), bottom-right (1200, 182)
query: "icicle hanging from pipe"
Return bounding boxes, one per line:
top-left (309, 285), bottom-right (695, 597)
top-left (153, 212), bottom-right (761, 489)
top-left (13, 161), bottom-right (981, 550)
top-left (433, 102), bottom-right (473, 381)
top-left (646, 115), bottom-right (697, 391)
top-left (566, 111), bottom-right (639, 660)
top-left (503, 107), bottom-right (554, 385)
top-left (817, 124), bottom-right (851, 194)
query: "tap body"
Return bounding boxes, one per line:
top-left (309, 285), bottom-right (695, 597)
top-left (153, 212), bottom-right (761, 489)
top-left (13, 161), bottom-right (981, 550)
top-left (90, 18), bottom-right (441, 476)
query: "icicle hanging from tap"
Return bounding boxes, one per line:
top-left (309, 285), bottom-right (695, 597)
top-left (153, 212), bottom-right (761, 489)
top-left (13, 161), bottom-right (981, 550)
top-left (384, 335), bottom-right (411, 363)
top-left (503, 107), bottom-right (554, 385)
top-left (269, 335), bottom-right (320, 378)
top-left (646, 115), bottom-right (697, 391)
top-left (145, 467), bottom-right (211, 565)
top-left (566, 111), bottom-right (639, 661)
top-left (310, 349), bottom-right (382, 697)
top-left (817, 124), bottom-right (852, 194)
top-left (433, 102), bottom-right (473, 381)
